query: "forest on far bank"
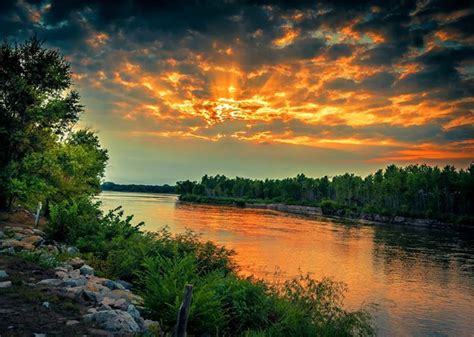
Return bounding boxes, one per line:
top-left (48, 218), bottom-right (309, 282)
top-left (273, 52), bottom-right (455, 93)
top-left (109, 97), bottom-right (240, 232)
top-left (101, 182), bottom-right (176, 194)
top-left (176, 164), bottom-right (474, 225)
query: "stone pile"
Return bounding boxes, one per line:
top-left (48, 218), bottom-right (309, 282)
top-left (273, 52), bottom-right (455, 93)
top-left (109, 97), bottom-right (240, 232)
top-left (0, 225), bottom-right (159, 335)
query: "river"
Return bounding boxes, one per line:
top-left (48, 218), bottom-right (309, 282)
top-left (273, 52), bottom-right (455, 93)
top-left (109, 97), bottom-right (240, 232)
top-left (98, 191), bottom-right (474, 337)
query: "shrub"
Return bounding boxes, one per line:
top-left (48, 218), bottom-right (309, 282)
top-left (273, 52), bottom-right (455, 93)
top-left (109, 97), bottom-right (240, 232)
top-left (320, 199), bottom-right (339, 215)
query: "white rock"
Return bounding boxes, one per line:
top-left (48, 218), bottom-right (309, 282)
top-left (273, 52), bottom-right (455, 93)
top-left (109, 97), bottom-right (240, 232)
top-left (0, 281), bottom-right (12, 288)
top-left (83, 310), bottom-right (141, 333)
top-left (79, 264), bottom-right (94, 276)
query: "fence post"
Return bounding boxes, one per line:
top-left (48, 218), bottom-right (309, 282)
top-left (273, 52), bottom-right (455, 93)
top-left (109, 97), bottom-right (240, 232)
top-left (175, 284), bottom-right (193, 337)
top-left (34, 202), bottom-right (42, 228)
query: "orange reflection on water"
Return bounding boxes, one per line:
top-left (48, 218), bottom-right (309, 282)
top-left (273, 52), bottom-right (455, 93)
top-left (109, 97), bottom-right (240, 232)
top-left (99, 192), bottom-right (474, 336)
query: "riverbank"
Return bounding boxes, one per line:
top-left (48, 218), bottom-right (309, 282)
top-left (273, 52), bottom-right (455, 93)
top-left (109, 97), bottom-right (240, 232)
top-left (2, 206), bottom-right (375, 336)
top-left (178, 195), bottom-right (461, 229)
top-left (0, 210), bottom-right (159, 335)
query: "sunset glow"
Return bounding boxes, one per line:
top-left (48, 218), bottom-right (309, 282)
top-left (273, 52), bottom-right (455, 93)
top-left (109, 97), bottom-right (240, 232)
top-left (4, 0), bottom-right (473, 182)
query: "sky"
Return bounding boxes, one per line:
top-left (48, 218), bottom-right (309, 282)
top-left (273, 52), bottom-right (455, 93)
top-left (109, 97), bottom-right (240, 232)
top-left (2, 0), bottom-right (474, 184)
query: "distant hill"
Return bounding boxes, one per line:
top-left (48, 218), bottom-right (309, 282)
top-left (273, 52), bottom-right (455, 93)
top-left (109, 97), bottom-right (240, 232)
top-left (101, 182), bottom-right (176, 194)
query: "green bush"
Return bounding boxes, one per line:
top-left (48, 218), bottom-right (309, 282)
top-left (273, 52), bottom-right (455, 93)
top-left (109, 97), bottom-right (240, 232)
top-left (320, 199), bottom-right (339, 215)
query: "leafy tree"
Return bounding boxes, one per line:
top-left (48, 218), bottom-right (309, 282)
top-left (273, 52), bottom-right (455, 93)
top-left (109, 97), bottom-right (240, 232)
top-left (0, 37), bottom-right (107, 210)
top-left (0, 37), bottom-right (84, 209)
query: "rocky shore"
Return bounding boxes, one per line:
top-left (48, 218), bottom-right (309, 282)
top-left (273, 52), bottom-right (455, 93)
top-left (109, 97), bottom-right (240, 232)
top-left (223, 202), bottom-right (455, 229)
top-left (0, 214), bottom-right (159, 336)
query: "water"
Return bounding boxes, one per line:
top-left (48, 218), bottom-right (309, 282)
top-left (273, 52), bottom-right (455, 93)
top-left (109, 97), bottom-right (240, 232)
top-left (98, 191), bottom-right (474, 336)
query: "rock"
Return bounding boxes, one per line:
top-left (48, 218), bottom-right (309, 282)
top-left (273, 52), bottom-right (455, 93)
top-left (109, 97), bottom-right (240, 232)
top-left (0, 247), bottom-right (15, 255)
top-left (82, 290), bottom-right (100, 303)
top-left (62, 286), bottom-right (85, 300)
top-left (55, 270), bottom-right (69, 279)
top-left (21, 235), bottom-right (44, 246)
top-left (42, 301), bottom-right (50, 308)
top-left (37, 279), bottom-right (63, 287)
top-left (0, 230), bottom-right (5, 239)
top-left (107, 289), bottom-right (143, 306)
top-left (66, 246), bottom-right (79, 255)
top-left (127, 304), bottom-right (141, 320)
top-left (87, 307), bottom-right (98, 314)
top-left (112, 298), bottom-right (129, 310)
top-left (83, 310), bottom-right (141, 333)
top-left (63, 276), bottom-right (87, 287)
top-left (46, 245), bottom-right (59, 253)
top-left (100, 297), bottom-right (116, 307)
top-left (66, 320), bottom-right (80, 326)
top-left (67, 269), bottom-right (81, 279)
top-left (4, 226), bottom-right (34, 235)
top-left (144, 319), bottom-right (159, 330)
top-left (80, 264), bottom-right (94, 276)
top-left (69, 257), bottom-right (85, 269)
top-left (115, 279), bottom-right (132, 290)
top-left (102, 279), bottom-right (125, 290)
top-left (33, 334), bottom-right (46, 337)
top-left (0, 281), bottom-right (12, 288)
top-left (0, 270), bottom-right (8, 279)
top-left (97, 303), bottom-right (112, 311)
top-left (0, 239), bottom-right (35, 251)
top-left (32, 229), bottom-right (47, 237)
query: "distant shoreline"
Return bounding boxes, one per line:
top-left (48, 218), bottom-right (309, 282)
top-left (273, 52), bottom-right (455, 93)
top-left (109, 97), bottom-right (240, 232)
top-left (101, 182), bottom-right (176, 194)
top-left (178, 195), bottom-right (461, 230)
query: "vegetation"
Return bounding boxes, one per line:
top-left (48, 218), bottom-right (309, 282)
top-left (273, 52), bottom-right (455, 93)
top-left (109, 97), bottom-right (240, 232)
top-left (0, 37), bottom-right (107, 211)
top-left (177, 166), bottom-right (474, 225)
top-left (1, 38), bottom-right (375, 336)
top-left (101, 182), bottom-right (176, 194)
top-left (47, 200), bottom-right (375, 336)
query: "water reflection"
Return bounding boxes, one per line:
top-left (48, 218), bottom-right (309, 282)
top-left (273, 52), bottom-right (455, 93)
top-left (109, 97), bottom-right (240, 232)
top-left (98, 191), bottom-right (474, 337)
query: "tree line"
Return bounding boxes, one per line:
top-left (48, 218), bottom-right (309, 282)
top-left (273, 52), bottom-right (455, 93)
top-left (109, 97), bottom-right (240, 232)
top-left (101, 182), bottom-right (176, 194)
top-left (177, 164), bottom-right (474, 224)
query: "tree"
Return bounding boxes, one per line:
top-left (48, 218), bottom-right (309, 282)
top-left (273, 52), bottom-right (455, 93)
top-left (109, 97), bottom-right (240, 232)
top-left (0, 37), bottom-right (102, 210)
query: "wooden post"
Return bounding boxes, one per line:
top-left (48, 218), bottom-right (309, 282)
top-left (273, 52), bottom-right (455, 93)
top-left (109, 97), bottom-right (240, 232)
top-left (34, 202), bottom-right (42, 228)
top-left (175, 284), bottom-right (193, 337)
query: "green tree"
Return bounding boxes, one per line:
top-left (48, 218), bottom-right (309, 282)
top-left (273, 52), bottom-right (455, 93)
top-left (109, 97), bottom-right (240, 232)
top-left (0, 37), bottom-right (83, 209)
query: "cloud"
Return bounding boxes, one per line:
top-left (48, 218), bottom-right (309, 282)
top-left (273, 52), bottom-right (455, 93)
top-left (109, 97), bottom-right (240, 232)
top-left (2, 0), bottom-right (473, 181)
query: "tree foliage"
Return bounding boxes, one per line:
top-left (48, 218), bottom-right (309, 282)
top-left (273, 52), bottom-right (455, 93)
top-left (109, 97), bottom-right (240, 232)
top-left (0, 37), bottom-right (107, 209)
top-left (177, 164), bottom-right (474, 224)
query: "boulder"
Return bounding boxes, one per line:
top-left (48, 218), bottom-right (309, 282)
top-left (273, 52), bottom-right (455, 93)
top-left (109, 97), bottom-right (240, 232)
top-left (69, 257), bottom-right (85, 269)
top-left (83, 310), bottom-right (141, 333)
top-left (37, 279), bottom-right (64, 287)
top-left (107, 289), bottom-right (143, 305)
top-left (97, 303), bottom-right (112, 311)
top-left (0, 270), bottom-right (8, 279)
top-left (42, 301), bottom-right (50, 308)
top-left (144, 319), bottom-right (160, 330)
top-left (115, 279), bottom-right (132, 290)
top-left (63, 276), bottom-right (87, 287)
top-left (32, 229), bottom-right (47, 237)
top-left (4, 226), bottom-right (34, 235)
top-left (0, 281), bottom-right (12, 288)
top-left (113, 298), bottom-right (129, 310)
top-left (127, 304), bottom-right (141, 320)
top-left (66, 320), bottom-right (80, 326)
top-left (102, 279), bottom-right (125, 290)
top-left (1, 239), bottom-right (35, 251)
top-left (46, 245), bottom-right (59, 253)
top-left (66, 246), bottom-right (79, 255)
top-left (80, 264), bottom-right (94, 276)
top-left (21, 235), bottom-right (44, 246)
top-left (82, 290), bottom-right (100, 303)
top-left (0, 247), bottom-right (15, 255)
